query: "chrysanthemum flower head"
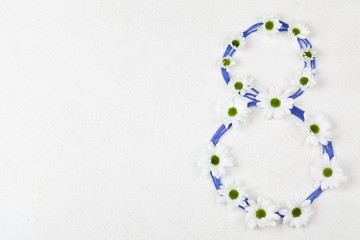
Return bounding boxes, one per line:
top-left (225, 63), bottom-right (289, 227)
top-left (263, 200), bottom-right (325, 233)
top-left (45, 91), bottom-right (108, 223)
top-left (219, 56), bottom-right (235, 72)
top-left (197, 142), bottom-right (234, 178)
top-left (279, 199), bottom-right (313, 228)
top-left (229, 33), bottom-right (246, 50)
top-left (217, 180), bottom-right (248, 208)
top-left (228, 74), bottom-right (253, 96)
top-left (290, 67), bottom-right (317, 91)
top-left (259, 15), bottom-right (281, 34)
top-left (216, 96), bottom-right (251, 129)
top-left (245, 196), bottom-right (280, 228)
top-left (301, 47), bottom-right (316, 62)
top-left (288, 23), bottom-right (310, 39)
top-left (311, 153), bottom-right (347, 190)
top-left (256, 86), bottom-right (294, 119)
top-left (297, 111), bottom-right (331, 145)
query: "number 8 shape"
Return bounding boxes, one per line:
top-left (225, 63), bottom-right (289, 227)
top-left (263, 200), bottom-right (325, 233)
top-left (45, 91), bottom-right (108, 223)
top-left (197, 15), bottom-right (347, 229)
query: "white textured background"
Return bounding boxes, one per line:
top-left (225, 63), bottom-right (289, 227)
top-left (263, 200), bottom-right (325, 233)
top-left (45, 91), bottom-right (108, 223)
top-left (0, 0), bottom-right (359, 239)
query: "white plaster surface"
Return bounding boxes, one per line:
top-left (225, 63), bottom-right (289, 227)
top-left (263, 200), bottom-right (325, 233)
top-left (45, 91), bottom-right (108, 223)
top-left (0, 0), bottom-right (359, 239)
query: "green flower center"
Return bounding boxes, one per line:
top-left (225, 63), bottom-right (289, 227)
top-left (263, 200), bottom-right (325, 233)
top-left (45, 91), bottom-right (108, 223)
top-left (309, 124), bottom-right (320, 134)
top-left (270, 98), bottom-right (281, 108)
top-left (210, 155), bottom-right (220, 166)
top-left (232, 39), bottom-right (240, 48)
top-left (303, 51), bottom-right (312, 59)
top-left (228, 107), bottom-right (238, 117)
top-left (256, 209), bottom-right (267, 219)
top-left (265, 21), bottom-right (274, 30)
top-left (292, 207), bottom-right (302, 217)
top-left (228, 190), bottom-right (239, 200)
top-left (292, 28), bottom-right (301, 36)
top-left (323, 167), bottom-right (333, 177)
top-left (299, 77), bottom-right (309, 86)
top-left (222, 59), bottom-right (231, 66)
top-left (234, 81), bottom-right (243, 90)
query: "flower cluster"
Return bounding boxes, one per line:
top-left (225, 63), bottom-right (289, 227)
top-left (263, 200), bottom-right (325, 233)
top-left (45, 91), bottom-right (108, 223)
top-left (199, 16), bottom-right (346, 229)
top-left (198, 139), bottom-right (346, 228)
top-left (219, 16), bottom-right (315, 88)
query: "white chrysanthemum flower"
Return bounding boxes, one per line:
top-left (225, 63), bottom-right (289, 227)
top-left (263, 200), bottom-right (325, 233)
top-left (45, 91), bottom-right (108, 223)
top-left (301, 47), bottom-right (316, 62)
top-left (217, 180), bottom-right (248, 208)
top-left (290, 67), bottom-right (317, 91)
top-left (259, 15), bottom-right (281, 34)
top-left (279, 199), bottom-right (313, 228)
top-left (288, 23), bottom-right (310, 39)
top-left (311, 153), bottom-right (347, 190)
top-left (229, 33), bottom-right (246, 50)
top-left (216, 96), bottom-right (251, 129)
top-left (219, 56), bottom-right (234, 72)
top-left (256, 86), bottom-right (294, 119)
top-left (297, 111), bottom-right (331, 145)
top-left (197, 142), bottom-right (234, 178)
top-left (245, 196), bottom-right (280, 229)
top-left (228, 74), bottom-right (253, 96)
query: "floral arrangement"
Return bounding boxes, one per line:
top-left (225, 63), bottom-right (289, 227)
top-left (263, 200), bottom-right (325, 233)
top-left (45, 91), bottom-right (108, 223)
top-left (198, 15), bottom-right (346, 229)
